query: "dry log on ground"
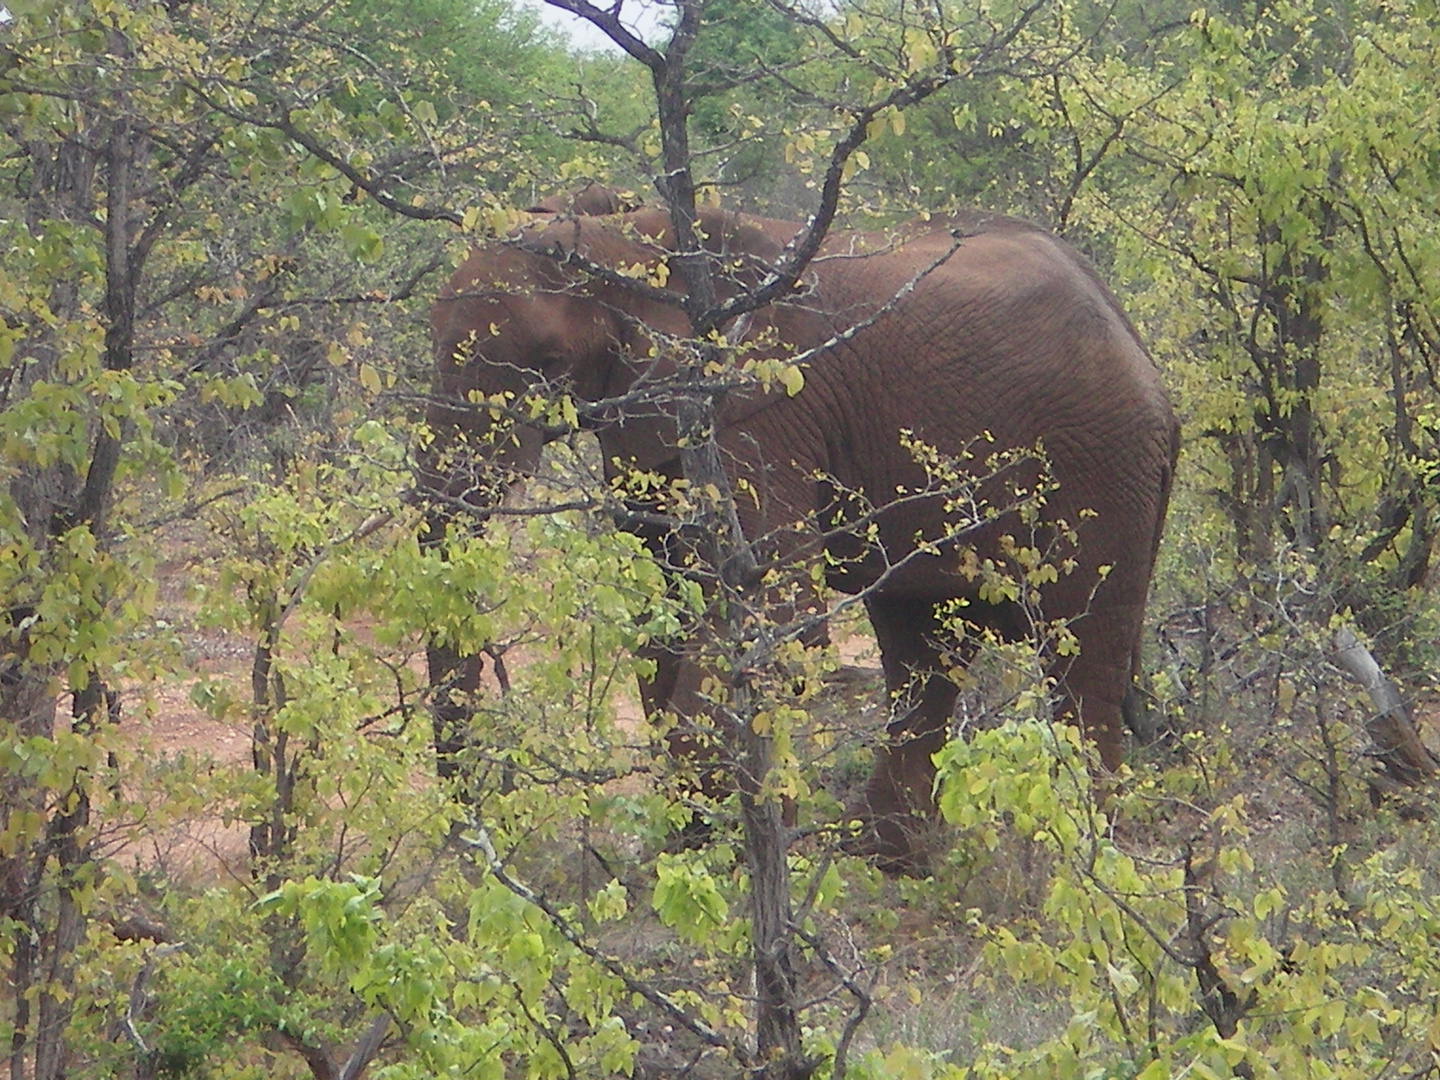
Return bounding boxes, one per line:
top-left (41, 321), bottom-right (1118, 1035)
top-left (1331, 627), bottom-right (1440, 787)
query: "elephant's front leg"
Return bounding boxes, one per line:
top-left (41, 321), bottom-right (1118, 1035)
top-left (426, 641), bottom-right (483, 784)
top-left (639, 648), bottom-right (735, 835)
top-left (848, 595), bottom-right (963, 875)
top-left (640, 615), bottom-right (826, 839)
top-left (627, 531), bottom-right (734, 815)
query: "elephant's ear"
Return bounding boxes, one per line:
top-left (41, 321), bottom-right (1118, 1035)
top-left (526, 183), bottom-right (638, 217)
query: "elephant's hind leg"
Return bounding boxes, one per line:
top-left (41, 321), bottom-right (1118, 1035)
top-left (846, 596), bottom-right (963, 874)
top-left (1055, 599), bottom-right (1145, 773)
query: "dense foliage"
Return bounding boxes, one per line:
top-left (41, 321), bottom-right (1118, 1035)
top-left (2, 1), bottom-right (1440, 1078)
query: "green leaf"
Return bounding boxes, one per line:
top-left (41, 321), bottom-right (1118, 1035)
top-left (652, 853), bottom-right (729, 945)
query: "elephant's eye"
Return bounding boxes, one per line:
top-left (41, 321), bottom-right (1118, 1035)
top-left (537, 353), bottom-right (568, 378)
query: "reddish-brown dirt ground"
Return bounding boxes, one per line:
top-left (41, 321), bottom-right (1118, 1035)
top-left (114, 530), bottom-right (887, 886)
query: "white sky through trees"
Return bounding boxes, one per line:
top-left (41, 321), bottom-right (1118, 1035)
top-left (526, 0), bottom-right (666, 52)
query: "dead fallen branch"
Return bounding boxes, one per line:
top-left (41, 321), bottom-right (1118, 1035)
top-left (1331, 626), bottom-right (1440, 788)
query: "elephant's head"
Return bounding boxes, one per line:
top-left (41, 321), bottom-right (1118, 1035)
top-left (424, 239), bottom-right (626, 508)
top-left (421, 204), bottom-right (788, 512)
top-left (526, 182), bottom-right (637, 217)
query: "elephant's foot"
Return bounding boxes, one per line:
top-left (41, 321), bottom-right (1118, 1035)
top-left (839, 795), bottom-right (937, 877)
top-left (840, 730), bottom-right (947, 875)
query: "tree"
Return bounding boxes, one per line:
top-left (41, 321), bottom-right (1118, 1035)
top-left (1019, 0), bottom-right (1440, 609)
top-left (14, 2), bottom-right (1440, 1079)
top-left (416, 3), bottom-right (1078, 1077)
top-left (0, 1), bottom-right (564, 1073)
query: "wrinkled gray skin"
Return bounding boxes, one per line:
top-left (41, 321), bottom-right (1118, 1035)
top-left (422, 204), bottom-right (1178, 872)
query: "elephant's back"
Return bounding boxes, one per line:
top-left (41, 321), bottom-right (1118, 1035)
top-left (796, 219), bottom-right (1175, 587)
top-left (906, 225), bottom-right (1172, 484)
top-left (811, 221), bottom-right (1169, 428)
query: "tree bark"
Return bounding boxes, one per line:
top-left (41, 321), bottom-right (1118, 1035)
top-left (737, 728), bottom-right (815, 1080)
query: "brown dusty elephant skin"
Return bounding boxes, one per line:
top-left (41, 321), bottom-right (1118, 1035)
top-left (421, 205), bottom-right (1178, 872)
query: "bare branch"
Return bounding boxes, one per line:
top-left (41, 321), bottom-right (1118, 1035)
top-left (459, 823), bottom-right (732, 1055)
top-left (543, 0), bottom-right (666, 70)
top-left (338, 1014), bottom-right (391, 1080)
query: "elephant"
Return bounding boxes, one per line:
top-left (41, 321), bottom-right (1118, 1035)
top-left (419, 197), bottom-right (1178, 871)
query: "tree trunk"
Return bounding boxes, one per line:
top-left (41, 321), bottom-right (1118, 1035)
top-left (736, 727), bottom-right (813, 1080)
top-left (4, 32), bottom-right (142, 1074)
